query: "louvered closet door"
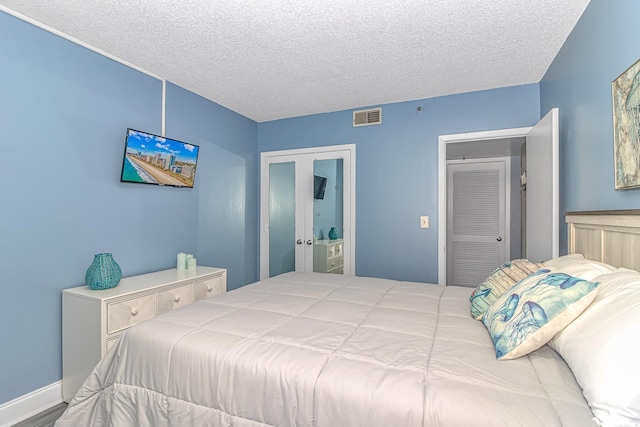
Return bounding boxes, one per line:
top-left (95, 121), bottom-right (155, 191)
top-left (447, 161), bottom-right (506, 287)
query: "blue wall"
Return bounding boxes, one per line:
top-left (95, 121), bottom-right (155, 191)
top-left (258, 84), bottom-right (541, 283)
top-left (0, 11), bottom-right (257, 405)
top-left (165, 83), bottom-right (258, 290)
top-left (541, 0), bottom-right (640, 253)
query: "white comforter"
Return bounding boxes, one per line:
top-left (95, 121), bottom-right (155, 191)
top-left (55, 272), bottom-right (596, 427)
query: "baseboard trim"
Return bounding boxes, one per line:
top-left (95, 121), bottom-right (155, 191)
top-left (0, 381), bottom-right (62, 427)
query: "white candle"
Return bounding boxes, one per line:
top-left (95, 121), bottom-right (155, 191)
top-left (177, 253), bottom-right (187, 270)
top-left (187, 258), bottom-right (197, 270)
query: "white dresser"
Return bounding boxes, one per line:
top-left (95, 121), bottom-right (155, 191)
top-left (62, 266), bottom-right (227, 402)
top-left (313, 239), bottom-right (344, 274)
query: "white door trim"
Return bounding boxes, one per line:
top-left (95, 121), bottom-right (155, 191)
top-left (438, 127), bottom-right (531, 286)
top-left (260, 144), bottom-right (356, 280)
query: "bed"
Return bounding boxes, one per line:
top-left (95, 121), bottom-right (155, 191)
top-left (55, 211), bottom-right (640, 427)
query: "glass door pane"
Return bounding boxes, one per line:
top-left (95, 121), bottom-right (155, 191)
top-left (269, 162), bottom-right (296, 277)
top-left (312, 159), bottom-right (344, 274)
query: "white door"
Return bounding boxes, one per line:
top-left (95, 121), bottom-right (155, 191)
top-left (265, 157), bottom-right (309, 276)
top-left (260, 145), bottom-right (355, 279)
top-left (447, 159), bottom-right (508, 287)
top-left (525, 108), bottom-right (559, 262)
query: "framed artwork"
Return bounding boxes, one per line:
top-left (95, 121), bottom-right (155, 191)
top-left (612, 58), bottom-right (640, 189)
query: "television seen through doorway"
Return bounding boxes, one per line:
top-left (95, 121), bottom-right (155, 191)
top-left (313, 175), bottom-right (327, 200)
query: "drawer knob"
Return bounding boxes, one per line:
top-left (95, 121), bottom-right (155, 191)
top-left (131, 307), bottom-right (139, 316)
top-left (207, 285), bottom-right (213, 292)
top-left (174, 296), bottom-right (181, 303)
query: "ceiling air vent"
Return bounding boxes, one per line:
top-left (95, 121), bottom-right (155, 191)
top-left (353, 108), bottom-right (382, 127)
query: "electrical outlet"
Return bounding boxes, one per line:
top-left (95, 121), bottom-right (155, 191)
top-left (420, 216), bottom-right (429, 228)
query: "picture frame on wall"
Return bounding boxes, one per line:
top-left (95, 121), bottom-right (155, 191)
top-left (612, 58), bottom-right (640, 189)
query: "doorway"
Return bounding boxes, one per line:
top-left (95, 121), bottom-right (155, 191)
top-left (259, 144), bottom-right (356, 280)
top-left (438, 109), bottom-right (559, 286)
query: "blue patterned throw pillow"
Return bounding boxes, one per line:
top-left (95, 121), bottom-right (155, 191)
top-left (482, 268), bottom-right (600, 360)
top-left (469, 259), bottom-right (541, 320)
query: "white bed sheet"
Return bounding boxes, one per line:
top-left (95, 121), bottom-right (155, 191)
top-left (55, 272), bottom-right (596, 427)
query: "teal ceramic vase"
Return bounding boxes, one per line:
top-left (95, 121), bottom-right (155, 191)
top-left (328, 227), bottom-right (338, 240)
top-left (86, 253), bottom-right (122, 290)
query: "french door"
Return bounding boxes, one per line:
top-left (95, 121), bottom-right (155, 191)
top-left (260, 145), bottom-right (355, 279)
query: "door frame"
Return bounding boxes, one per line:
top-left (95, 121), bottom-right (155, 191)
top-left (446, 157), bottom-right (511, 286)
top-left (260, 144), bottom-right (356, 280)
top-left (438, 127), bottom-right (531, 286)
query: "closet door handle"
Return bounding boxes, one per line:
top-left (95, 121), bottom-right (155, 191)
top-left (306, 240), bottom-right (313, 245)
top-left (496, 237), bottom-right (502, 242)
top-left (296, 239), bottom-right (303, 245)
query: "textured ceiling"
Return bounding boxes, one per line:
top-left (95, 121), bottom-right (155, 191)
top-left (0, 0), bottom-right (590, 122)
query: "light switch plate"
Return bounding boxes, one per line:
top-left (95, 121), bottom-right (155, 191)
top-left (420, 216), bottom-right (429, 228)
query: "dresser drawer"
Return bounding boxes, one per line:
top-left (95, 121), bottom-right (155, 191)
top-left (107, 294), bottom-right (156, 334)
top-left (327, 245), bottom-right (336, 257)
top-left (326, 255), bottom-right (344, 271)
top-left (158, 284), bottom-right (194, 314)
top-left (328, 265), bottom-right (344, 274)
top-left (194, 275), bottom-right (226, 301)
top-left (105, 335), bottom-right (121, 353)
top-left (334, 242), bottom-right (343, 256)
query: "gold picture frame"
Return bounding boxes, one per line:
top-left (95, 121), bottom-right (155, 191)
top-left (612, 58), bottom-right (640, 189)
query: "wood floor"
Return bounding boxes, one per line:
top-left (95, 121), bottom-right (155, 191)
top-left (11, 403), bottom-right (67, 427)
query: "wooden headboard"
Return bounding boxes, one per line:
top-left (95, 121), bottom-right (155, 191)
top-left (566, 210), bottom-right (640, 271)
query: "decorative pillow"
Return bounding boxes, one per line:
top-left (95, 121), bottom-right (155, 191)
top-left (549, 269), bottom-right (640, 426)
top-left (542, 253), bottom-right (615, 280)
top-left (469, 259), bottom-right (541, 320)
top-left (482, 268), bottom-right (600, 360)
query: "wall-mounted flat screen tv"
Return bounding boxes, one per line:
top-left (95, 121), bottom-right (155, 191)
top-left (121, 128), bottom-right (200, 188)
top-left (314, 175), bottom-right (327, 200)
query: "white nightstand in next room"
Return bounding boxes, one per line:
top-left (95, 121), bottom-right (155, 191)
top-left (313, 239), bottom-right (344, 274)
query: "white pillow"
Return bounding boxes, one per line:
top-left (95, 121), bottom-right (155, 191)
top-left (543, 254), bottom-right (615, 280)
top-left (543, 253), bottom-right (585, 268)
top-left (549, 269), bottom-right (640, 427)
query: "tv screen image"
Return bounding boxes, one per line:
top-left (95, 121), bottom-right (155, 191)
top-left (121, 129), bottom-right (200, 188)
top-left (314, 175), bottom-right (327, 200)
